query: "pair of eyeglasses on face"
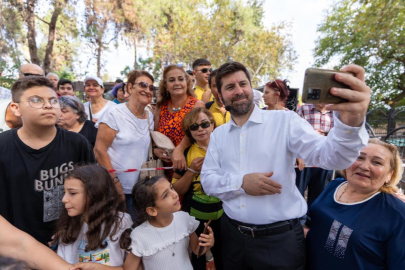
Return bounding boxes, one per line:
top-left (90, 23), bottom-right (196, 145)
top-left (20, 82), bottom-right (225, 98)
top-left (134, 81), bottom-right (154, 92)
top-left (196, 68), bottom-right (212, 74)
top-left (23, 73), bottom-right (44, 77)
top-left (20, 96), bottom-right (60, 109)
top-left (189, 120), bottom-right (212, 131)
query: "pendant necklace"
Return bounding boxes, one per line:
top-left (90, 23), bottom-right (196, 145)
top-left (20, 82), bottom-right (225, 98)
top-left (153, 219), bottom-right (176, 256)
top-left (169, 97), bottom-right (188, 112)
top-left (337, 183), bottom-right (376, 203)
top-left (126, 103), bottom-right (146, 118)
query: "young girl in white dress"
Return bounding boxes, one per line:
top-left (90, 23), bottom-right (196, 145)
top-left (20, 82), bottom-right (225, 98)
top-left (119, 176), bottom-right (214, 270)
top-left (55, 165), bottom-right (132, 267)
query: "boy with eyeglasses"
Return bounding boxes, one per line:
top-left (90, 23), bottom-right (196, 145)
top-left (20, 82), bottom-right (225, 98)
top-left (192, 58), bottom-right (214, 103)
top-left (0, 76), bottom-right (95, 245)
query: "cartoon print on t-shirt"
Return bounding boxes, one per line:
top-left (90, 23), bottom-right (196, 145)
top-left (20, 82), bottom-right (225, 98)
top-left (78, 239), bottom-right (111, 265)
top-left (38, 161), bottom-right (75, 222)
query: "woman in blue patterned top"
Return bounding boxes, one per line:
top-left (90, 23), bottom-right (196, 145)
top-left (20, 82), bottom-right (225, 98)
top-left (306, 138), bottom-right (405, 270)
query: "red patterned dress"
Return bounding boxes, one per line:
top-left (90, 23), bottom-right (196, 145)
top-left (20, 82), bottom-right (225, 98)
top-left (158, 96), bottom-right (198, 146)
top-left (158, 96), bottom-right (198, 182)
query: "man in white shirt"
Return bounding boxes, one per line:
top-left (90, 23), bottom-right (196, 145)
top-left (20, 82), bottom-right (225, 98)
top-left (201, 61), bottom-right (371, 269)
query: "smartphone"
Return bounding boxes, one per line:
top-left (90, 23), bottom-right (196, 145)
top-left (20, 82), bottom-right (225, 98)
top-left (302, 68), bottom-right (354, 104)
top-left (197, 220), bottom-right (212, 258)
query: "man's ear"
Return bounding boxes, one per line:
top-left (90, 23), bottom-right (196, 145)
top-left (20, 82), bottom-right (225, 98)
top-left (146, 206), bottom-right (158, 217)
top-left (9, 102), bottom-right (22, 117)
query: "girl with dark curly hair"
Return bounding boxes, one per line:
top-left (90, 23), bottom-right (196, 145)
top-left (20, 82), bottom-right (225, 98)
top-left (55, 165), bottom-right (132, 267)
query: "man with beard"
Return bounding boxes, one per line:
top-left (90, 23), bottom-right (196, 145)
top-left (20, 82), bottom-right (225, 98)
top-left (201, 61), bottom-right (371, 269)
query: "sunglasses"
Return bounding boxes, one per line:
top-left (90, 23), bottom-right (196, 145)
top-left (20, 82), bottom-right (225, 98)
top-left (196, 68), bottom-right (212, 74)
top-left (23, 73), bottom-right (44, 77)
top-left (134, 81), bottom-right (154, 91)
top-left (189, 120), bottom-right (212, 131)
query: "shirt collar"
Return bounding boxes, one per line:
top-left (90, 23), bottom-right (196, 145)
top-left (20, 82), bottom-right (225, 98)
top-left (229, 104), bottom-right (262, 129)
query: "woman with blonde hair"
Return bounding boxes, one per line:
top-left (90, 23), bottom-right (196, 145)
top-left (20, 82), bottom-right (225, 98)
top-left (306, 138), bottom-right (405, 270)
top-left (153, 65), bottom-right (204, 171)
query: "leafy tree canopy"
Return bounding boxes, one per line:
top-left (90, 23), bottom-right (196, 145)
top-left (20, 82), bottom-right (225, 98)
top-left (314, 0), bottom-right (405, 108)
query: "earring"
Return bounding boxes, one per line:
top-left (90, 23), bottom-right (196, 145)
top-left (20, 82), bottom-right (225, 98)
top-left (275, 98), bottom-right (278, 104)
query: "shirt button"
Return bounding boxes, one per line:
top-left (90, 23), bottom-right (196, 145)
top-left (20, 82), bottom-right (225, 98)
top-left (237, 191), bottom-right (240, 195)
top-left (241, 150), bottom-right (245, 154)
top-left (346, 130), bottom-right (352, 134)
top-left (241, 205), bottom-right (245, 208)
top-left (235, 185), bottom-right (239, 189)
top-left (241, 133), bottom-right (245, 137)
top-left (241, 167), bottom-right (245, 171)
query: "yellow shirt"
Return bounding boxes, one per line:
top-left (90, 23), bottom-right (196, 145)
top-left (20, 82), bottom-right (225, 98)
top-left (194, 85), bottom-right (214, 102)
top-left (208, 100), bottom-right (231, 127)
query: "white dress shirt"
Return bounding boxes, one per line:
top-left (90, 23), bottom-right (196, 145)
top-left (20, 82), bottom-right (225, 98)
top-left (201, 105), bottom-right (368, 225)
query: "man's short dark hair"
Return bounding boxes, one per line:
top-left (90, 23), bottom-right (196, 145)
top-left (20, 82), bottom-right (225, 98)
top-left (115, 79), bottom-right (123, 84)
top-left (11, 76), bottom-right (55, 102)
top-left (57, 79), bottom-right (74, 90)
top-left (215, 62), bottom-right (251, 94)
top-left (208, 69), bottom-right (218, 88)
top-left (192, 59), bottom-right (211, 70)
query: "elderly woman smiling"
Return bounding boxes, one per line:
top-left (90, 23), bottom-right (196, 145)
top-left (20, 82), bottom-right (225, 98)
top-left (57, 96), bottom-right (98, 147)
top-left (306, 138), bottom-right (405, 270)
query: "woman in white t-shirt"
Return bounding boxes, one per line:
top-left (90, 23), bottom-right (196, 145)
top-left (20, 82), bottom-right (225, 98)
top-left (56, 165), bottom-right (132, 267)
top-left (83, 76), bottom-right (117, 123)
top-left (94, 70), bottom-right (155, 221)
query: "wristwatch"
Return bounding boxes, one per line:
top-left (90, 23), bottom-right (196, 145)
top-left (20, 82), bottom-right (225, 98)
top-left (112, 176), bottom-right (119, 183)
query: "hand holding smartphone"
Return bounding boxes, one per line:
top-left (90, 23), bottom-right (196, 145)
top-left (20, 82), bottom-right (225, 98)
top-left (302, 68), bottom-right (354, 104)
top-left (197, 220), bottom-right (212, 258)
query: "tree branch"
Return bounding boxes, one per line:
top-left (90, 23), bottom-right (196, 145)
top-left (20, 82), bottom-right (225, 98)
top-left (35, 15), bottom-right (50, 25)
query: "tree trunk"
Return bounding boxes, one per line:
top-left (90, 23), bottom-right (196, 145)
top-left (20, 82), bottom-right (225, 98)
top-left (97, 39), bottom-right (103, 78)
top-left (133, 36), bottom-right (137, 69)
top-left (25, 0), bottom-right (40, 64)
top-left (42, 2), bottom-right (63, 74)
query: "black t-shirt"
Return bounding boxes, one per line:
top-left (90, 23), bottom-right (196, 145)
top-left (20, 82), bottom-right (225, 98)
top-left (0, 128), bottom-right (95, 244)
top-left (79, 120), bottom-right (98, 148)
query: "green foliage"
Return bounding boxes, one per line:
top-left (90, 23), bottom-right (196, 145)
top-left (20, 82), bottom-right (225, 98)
top-left (2, 0), bottom-right (296, 85)
top-left (314, 0), bottom-right (405, 108)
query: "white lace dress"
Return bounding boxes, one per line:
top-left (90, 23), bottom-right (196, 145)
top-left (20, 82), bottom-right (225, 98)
top-left (130, 211), bottom-right (199, 270)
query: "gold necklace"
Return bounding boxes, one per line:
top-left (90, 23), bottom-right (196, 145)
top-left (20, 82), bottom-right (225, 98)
top-left (337, 183), bottom-right (376, 203)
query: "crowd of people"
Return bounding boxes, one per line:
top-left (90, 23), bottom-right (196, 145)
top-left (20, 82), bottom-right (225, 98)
top-left (0, 59), bottom-right (404, 270)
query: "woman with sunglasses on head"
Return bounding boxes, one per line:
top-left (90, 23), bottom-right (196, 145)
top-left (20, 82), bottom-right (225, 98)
top-left (83, 76), bottom-right (117, 123)
top-left (262, 79), bottom-right (290, 111)
top-left (172, 107), bottom-right (223, 270)
top-left (154, 65), bottom-right (204, 173)
top-left (94, 70), bottom-right (155, 221)
top-left (57, 96), bottom-right (98, 147)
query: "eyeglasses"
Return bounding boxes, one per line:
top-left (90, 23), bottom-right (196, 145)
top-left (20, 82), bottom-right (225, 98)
top-left (196, 68), bottom-right (212, 74)
top-left (189, 120), bottom-right (212, 131)
top-left (134, 81), bottom-right (154, 91)
top-left (22, 73), bottom-right (44, 77)
top-left (21, 96), bottom-right (60, 109)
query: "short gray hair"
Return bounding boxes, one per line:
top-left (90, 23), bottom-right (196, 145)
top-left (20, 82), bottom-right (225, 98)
top-left (58, 96), bottom-right (87, 124)
top-left (46, 72), bottom-right (59, 80)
